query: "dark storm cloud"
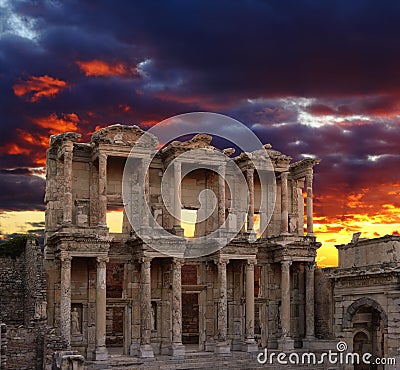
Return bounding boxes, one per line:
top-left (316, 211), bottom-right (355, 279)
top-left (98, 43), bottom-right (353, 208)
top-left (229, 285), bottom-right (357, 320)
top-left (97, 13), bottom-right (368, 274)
top-left (305, 96), bottom-right (400, 117)
top-left (0, 170), bottom-right (45, 211)
top-left (9, 0), bottom-right (400, 99)
top-left (250, 116), bottom-right (400, 219)
top-left (26, 221), bottom-right (45, 228)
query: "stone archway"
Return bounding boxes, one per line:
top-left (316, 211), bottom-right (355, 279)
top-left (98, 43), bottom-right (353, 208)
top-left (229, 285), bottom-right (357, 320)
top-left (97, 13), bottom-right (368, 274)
top-left (344, 298), bottom-right (387, 370)
top-left (343, 297), bottom-right (388, 329)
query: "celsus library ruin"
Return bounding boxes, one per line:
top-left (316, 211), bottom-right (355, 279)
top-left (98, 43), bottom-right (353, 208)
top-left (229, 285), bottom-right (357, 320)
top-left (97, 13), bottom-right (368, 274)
top-left (0, 124), bottom-right (399, 370)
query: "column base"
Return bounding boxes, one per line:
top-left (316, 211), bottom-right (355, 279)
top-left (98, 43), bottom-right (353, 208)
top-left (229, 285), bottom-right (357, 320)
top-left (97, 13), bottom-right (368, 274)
top-left (302, 336), bottom-right (315, 350)
top-left (170, 343), bottom-right (185, 359)
top-left (161, 342), bottom-right (171, 355)
top-left (277, 337), bottom-right (294, 351)
top-left (242, 339), bottom-right (258, 352)
top-left (129, 343), bottom-right (140, 356)
top-left (214, 341), bottom-right (231, 355)
top-left (140, 344), bottom-right (154, 358)
top-left (204, 339), bottom-right (215, 352)
top-left (93, 346), bottom-right (108, 361)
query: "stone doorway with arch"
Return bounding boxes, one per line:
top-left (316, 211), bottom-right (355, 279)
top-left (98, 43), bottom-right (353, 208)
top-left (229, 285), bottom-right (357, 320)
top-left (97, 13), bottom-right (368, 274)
top-left (343, 298), bottom-right (387, 370)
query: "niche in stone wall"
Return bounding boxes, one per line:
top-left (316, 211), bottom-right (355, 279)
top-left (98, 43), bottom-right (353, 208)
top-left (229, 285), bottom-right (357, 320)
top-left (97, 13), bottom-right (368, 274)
top-left (106, 263), bottom-right (124, 298)
top-left (71, 303), bottom-right (83, 342)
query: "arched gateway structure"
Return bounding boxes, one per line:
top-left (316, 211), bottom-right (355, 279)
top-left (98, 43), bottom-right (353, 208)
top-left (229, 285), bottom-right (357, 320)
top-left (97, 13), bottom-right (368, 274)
top-left (44, 124), bottom-right (321, 361)
top-left (326, 235), bottom-right (400, 370)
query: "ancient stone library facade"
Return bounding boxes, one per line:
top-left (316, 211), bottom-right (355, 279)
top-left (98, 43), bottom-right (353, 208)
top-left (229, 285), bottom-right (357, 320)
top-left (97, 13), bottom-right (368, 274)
top-left (1, 124), bottom-right (400, 370)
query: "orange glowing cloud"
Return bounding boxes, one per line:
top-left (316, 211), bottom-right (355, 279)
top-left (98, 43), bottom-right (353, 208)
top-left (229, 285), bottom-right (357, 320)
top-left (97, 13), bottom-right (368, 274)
top-left (314, 184), bottom-right (400, 267)
top-left (76, 59), bottom-right (135, 77)
top-left (4, 129), bottom-right (50, 166)
top-left (4, 143), bottom-right (31, 156)
top-left (33, 113), bottom-right (80, 134)
top-left (13, 75), bottom-right (67, 102)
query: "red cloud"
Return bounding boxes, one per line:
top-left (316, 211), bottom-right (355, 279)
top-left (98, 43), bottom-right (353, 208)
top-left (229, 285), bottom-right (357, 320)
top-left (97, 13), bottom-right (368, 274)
top-left (33, 113), bottom-right (80, 134)
top-left (13, 75), bottom-right (67, 102)
top-left (76, 59), bottom-right (136, 77)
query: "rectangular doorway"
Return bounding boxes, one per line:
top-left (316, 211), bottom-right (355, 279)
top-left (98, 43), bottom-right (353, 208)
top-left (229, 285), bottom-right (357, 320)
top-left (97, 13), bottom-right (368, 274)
top-left (106, 306), bottom-right (124, 347)
top-left (182, 293), bottom-right (199, 344)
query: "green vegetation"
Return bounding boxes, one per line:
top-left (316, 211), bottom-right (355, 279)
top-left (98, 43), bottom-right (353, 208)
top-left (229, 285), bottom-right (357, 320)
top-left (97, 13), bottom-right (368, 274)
top-left (0, 234), bottom-right (36, 259)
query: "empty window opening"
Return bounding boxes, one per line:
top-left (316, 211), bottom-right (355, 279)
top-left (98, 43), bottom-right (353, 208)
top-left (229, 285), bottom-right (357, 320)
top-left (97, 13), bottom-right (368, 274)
top-left (106, 205), bottom-right (123, 233)
top-left (181, 209), bottom-right (197, 238)
top-left (245, 213), bottom-right (261, 238)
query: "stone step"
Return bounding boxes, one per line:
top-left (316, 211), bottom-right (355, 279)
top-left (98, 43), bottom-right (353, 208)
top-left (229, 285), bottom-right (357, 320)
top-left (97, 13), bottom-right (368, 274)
top-left (87, 352), bottom-right (336, 370)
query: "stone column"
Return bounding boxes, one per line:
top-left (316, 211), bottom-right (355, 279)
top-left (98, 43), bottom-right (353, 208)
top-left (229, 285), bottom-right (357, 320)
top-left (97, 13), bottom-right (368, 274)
top-left (94, 256), bottom-right (108, 361)
top-left (305, 262), bottom-right (315, 338)
top-left (63, 143), bottom-right (73, 225)
top-left (60, 253), bottom-right (72, 346)
top-left (244, 260), bottom-right (258, 352)
top-left (218, 165), bottom-right (226, 227)
top-left (141, 159), bottom-right (150, 228)
top-left (280, 172), bottom-right (289, 234)
top-left (278, 260), bottom-right (294, 350)
top-left (171, 259), bottom-right (185, 358)
top-left (98, 153), bottom-right (107, 227)
top-left (215, 259), bottom-right (230, 354)
top-left (305, 172), bottom-right (314, 235)
top-left (140, 257), bottom-right (154, 358)
top-left (246, 168), bottom-right (254, 233)
top-left (172, 162), bottom-right (183, 236)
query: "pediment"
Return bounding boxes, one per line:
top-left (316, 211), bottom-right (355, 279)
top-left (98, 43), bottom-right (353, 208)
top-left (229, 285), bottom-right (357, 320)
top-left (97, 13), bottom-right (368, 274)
top-left (90, 124), bottom-right (157, 147)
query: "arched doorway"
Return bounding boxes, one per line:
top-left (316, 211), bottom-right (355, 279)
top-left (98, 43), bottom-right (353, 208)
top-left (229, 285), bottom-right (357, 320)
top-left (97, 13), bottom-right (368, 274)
top-left (344, 298), bottom-right (387, 370)
top-left (353, 331), bottom-right (371, 370)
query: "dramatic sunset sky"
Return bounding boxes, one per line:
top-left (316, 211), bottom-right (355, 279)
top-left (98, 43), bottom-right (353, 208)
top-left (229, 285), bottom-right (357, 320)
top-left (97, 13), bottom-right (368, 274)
top-left (1, 1), bottom-right (400, 267)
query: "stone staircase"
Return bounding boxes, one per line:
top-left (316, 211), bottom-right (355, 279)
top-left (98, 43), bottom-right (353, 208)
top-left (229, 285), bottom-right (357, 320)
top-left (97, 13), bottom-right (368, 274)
top-left (86, 349), bottom-right (338, 370)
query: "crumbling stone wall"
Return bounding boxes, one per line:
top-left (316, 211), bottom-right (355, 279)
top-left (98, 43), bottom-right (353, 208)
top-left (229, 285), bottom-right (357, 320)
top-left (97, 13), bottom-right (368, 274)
top-left (0, 253), bottom-right (25, 325)
top-left (6, 326), bottom-right (38, 370)
top-left (315, 268), bottom-right (334, 339)
top-left (0, 238), bottom-right (67, 369)
top-left (0, 324), bottom-right (6, 370)
top-left (43, 328), bottom-right (69, 370)
top-left (24, 238), bottom-right (47, 325)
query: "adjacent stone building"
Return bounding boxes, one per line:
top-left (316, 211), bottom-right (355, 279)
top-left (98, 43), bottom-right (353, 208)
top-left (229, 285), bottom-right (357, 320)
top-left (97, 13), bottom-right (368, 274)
top-left (325, 234), bottom-right (400, 369)
top-left (43, 124), bottom-right (322, 361)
